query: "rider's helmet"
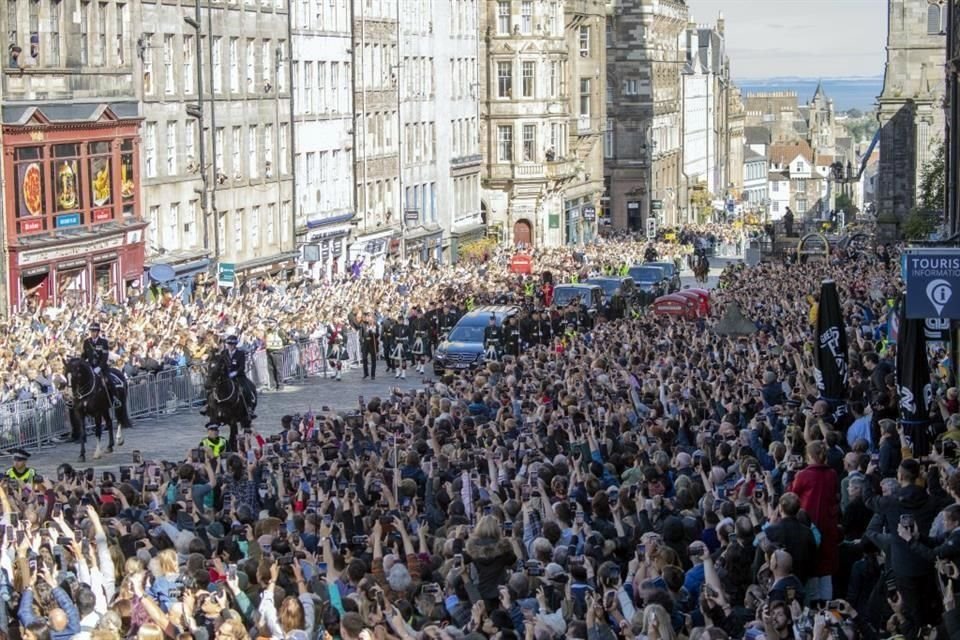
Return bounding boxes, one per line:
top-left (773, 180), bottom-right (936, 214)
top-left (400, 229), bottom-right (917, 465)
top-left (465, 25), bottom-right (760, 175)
top-left (88, 322), bottom-right (101, 333)
top-left (225, 335), bottom-right (239, 346)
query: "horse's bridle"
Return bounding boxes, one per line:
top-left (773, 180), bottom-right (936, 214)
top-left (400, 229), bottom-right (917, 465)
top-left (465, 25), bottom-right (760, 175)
top-left (209, 359), bottom-right (237, 404)
top-left (71, 363), bottom-right (98, 401)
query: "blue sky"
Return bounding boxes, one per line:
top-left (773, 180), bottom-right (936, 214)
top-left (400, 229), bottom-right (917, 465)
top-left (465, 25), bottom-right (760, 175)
top-left (685, 0), bottom-right (887, 80)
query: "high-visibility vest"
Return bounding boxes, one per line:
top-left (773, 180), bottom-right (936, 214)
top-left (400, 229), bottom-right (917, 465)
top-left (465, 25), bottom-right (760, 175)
top-left (201, 437), bottom-right (227, 458)
top-left (465, 297), bottom-right (475, 311)
top-left (6, 467), bottom-right (34, 483)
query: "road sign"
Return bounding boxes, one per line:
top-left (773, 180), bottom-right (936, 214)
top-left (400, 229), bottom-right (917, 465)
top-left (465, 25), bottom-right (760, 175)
top-left (651, 200), bottom-right (663, 211)
top-left (903, 249), bottom-right (960, 319)
top-left (404, 209), bottom-right (419, 223)
top-left (646, 217), bottom-right (657, 240)
top-left (218, 262), bottom-right (235, 288)
top-left (582, 205), bottom-right (596, 221)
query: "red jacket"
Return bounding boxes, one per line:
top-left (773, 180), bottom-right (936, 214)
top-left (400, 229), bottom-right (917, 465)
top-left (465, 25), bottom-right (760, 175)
top-left (789, 463), bottom-right (840, 576)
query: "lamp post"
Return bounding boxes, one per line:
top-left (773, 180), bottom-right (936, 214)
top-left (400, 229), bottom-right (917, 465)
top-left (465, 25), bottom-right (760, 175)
top-left (183, 8), bottom-right (211, 259)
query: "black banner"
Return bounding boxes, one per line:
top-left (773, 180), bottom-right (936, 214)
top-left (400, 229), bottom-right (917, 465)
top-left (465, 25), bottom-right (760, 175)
top-left (897, 311), bottom-right (933, 456)
top-left (814, 279), bottom-right (849, 414)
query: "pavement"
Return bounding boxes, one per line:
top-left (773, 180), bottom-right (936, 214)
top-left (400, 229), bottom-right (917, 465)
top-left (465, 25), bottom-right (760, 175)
top-left (16, 256), bottom-right (738, 477)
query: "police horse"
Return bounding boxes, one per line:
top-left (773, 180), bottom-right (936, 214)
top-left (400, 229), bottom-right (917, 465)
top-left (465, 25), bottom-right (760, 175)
top-left (64, 358), bottom-right (131, 462)
top-left (204, 351), bottom-right (256, 451)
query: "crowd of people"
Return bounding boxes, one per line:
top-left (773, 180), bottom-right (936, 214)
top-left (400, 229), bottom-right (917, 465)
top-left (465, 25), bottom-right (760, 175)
top-left (4, 226), bottom-right (960, 640)
top-left (0, 236), bottom-right (694, 403)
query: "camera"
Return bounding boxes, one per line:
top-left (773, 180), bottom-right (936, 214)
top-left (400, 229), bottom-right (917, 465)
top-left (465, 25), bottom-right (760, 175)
top-left (525, 560), bottom-right (544, 577)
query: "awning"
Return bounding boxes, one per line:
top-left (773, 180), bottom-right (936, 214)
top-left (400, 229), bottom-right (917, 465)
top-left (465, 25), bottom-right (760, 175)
top-left (450, 222), bottom-right (487, 237)
top-left (235, 251), bottom-right (299, 275)
top-left (305, 212), bottom-right (356, 230)
top-left (404, 224), bottom-right (442, 242)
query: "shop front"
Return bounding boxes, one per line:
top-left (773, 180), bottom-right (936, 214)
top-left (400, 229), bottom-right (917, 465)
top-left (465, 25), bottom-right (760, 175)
top-left (2, 103), bottom-right (145, 310)
top-left (301, 213), bottom-right (354, 282)
top-left (404, 224), bottom-right (443, 264)
top-left (11, 229), bottom-right (145, 308)
top-left (348, 227), bottom-right (399, 279)
top-left (234, 252), bottom-right (299, 282)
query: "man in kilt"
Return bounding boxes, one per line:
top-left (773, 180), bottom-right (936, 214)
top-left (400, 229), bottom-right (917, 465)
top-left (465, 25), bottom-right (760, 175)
top-left (392, 315), bottom-right (412, 379)
top-left (326, 322), bottom-right (349, 381)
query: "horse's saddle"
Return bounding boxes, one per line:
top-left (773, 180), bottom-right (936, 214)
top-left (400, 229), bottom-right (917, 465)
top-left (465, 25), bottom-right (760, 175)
top-left (106, 369), bottom-right (125, 388)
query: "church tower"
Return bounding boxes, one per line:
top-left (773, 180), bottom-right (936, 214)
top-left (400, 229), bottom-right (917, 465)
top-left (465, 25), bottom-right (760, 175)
top-left (808, 80), bottom-right (836, 159)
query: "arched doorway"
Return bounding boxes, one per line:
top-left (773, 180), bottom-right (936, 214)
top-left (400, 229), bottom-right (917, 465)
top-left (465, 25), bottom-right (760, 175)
top-left (513, 219), bottom-right (532, 247)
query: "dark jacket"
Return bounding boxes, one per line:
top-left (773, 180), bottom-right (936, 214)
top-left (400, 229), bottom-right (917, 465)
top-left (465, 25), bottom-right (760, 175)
top-left (764, 516), bottom-right (818, 582)
top-left (464, 536), bottom-right (517, 600)
top-left (867, 483), bottom-right (950, 536)
top-left (82, 336), bottom-right (110, 369)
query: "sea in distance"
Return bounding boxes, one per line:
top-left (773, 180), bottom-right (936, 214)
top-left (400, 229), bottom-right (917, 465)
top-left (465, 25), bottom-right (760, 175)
top-left (736, 76), bottom-right (883, 113)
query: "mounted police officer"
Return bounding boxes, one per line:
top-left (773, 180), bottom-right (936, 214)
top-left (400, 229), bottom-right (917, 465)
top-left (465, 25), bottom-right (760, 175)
top-left (5, 449), bottom-right (35, 484)
top-left (223, 335), bottom-right (257, 420)
top-left (82, 322), bottom-right (119, 408)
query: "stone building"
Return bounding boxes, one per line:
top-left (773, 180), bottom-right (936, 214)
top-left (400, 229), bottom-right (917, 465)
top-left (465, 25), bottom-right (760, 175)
top-left (349, 0), bottom-right (401, 270)
top-left (743, 91), bottom-right (804, 143)
top-left (876, 0), bottom-right (945, 220)
top-left (139, 0), bottom-right (295, 286)
top-left (726, 84), bottom-right (745, 201)
top-left (292, 0), bottom-right (356, 281)
top-left (480, 0), bottom-right (605, 246)
top-left (605, 0), bottom-right (687, 230)
top-left (1, 0), bottom-right (147, 311)
top-left (399, 0), bottom-right (483, 263)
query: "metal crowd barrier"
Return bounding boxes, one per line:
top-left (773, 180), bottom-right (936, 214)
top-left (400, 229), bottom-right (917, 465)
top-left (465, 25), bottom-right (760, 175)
top-left (2, 340), bottom-right (337, 453)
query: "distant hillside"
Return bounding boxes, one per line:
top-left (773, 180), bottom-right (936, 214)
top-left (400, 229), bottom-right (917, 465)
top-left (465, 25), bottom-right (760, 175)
top-left (736, 76), bottom-right (883, 112)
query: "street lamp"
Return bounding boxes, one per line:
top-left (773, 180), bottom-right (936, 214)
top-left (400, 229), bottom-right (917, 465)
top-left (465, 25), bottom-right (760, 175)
top-left (183, 8), bottom-right (217, 260)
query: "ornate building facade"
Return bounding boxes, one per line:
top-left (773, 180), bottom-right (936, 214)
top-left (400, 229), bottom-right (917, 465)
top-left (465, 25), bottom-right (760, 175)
top-left (1, 0), bottom-right (148, 311)
top-left (480, 0), bottom-right (605, 246)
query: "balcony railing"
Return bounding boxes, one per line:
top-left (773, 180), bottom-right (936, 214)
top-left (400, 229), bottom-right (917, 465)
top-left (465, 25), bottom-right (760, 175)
top-left (514, 163), bottom-right (545, 179)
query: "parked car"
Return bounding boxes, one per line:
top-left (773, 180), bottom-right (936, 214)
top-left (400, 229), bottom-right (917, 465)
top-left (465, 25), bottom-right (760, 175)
top-left (433, 305), bottom-right (519, 375)
top-left (644, 261), bottom-right (681, 293)
top-left (552, 284), bottom-right (604, 312)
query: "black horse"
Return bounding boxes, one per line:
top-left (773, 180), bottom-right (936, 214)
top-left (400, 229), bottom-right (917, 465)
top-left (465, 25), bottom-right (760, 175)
top-left (205, 351), bottom-right (255, 451)
top-left (65, 358), bottom-right (131, 461)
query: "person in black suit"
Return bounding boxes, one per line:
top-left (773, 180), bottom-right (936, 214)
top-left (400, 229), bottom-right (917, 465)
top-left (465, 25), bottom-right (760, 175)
top-left (764, 492), bottom-right (818, 585)
top-left (361, 314), bottom-right (380, 380)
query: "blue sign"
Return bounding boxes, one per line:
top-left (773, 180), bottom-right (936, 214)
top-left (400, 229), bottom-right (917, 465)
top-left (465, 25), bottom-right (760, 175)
top-left (55, 213), bottom-right (81, 228)
top-left (903, 249), bottom-right (960, 319)
top-left (218, 262), bottom-right (236, 288)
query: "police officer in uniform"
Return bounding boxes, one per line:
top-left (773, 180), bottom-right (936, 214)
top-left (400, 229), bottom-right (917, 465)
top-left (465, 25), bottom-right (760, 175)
top-left (537, 308), bottom-right (554, 347)
top-left (483, 315), bottom-right (502, 360)
top-left (82, 322), bottom-right (119, 408)
top-left (200, 423), bottom-right (228, 459)
top-left (6, 449), bottom-right (35, 483)
top-left (223, 335), bottom-right (257, 420)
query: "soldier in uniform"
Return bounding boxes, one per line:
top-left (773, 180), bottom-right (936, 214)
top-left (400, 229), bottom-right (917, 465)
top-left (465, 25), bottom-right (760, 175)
top-left (440, 303), bottom-right (458, 340)
top-left (392, 315), bottom-right (412, 379)
top-left (201, 423), bottom-right (228, 459)
top-left (483, 315), bottom-right (502, 361)
top-left (82, 322), bottom-right (119, 408)
top-left (380, 316), bottom-right (396, 374)
top-left (326, 322), bottom-right (348, 381)
top-left (410, 309), bottom-right (430, 374)
top-left (5, 449), bottom-right (35, 483)
top-left (503, 315), bottom-right (521, 358)
top-left (518, 308), bottom-right (536, 351)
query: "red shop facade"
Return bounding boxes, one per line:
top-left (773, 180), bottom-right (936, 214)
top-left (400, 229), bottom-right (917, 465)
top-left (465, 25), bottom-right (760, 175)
top-left (2, 106), bottom-right (147, 311)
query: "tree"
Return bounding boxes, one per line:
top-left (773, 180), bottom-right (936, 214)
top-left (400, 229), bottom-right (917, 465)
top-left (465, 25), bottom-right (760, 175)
top-left (918, 142), bottom-right (945, 212)
top-left (903, 208), bottom-right (938, 240)
top-left (834, 193), bottom-right (859, 217)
